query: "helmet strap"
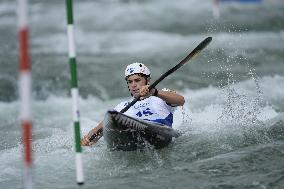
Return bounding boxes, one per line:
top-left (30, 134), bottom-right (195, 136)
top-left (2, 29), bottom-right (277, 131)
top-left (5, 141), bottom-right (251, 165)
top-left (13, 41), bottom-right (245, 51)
top-left (127, 85), bottom-right (133, 97)
top-left (146, 77), bottom-right (151, 85)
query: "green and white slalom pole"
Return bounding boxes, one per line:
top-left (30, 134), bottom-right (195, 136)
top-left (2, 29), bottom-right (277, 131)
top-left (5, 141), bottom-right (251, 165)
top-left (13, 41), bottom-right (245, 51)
top-left (17, 0), bottom-right (33, 188)
top-left (65, 0), bottom-right (84, 185)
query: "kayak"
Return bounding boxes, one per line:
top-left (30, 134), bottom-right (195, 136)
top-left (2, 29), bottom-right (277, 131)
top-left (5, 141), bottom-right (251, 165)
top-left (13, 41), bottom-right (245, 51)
top-left (103, 110), bottom-right (180, 151)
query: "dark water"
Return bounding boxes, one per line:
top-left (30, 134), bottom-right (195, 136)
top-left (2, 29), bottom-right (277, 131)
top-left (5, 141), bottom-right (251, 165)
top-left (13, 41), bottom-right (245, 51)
top-left (0, 0), bottom-right (284, 188)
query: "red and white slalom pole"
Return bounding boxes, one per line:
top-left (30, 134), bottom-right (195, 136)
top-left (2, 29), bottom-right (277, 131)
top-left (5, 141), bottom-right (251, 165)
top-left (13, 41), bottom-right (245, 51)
top-left (17, 0), bottom-right (33, 189)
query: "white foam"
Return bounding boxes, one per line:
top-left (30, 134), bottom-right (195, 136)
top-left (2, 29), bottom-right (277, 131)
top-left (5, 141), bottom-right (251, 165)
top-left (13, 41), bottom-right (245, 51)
top-left (173, 75), bottom-right (283, 133)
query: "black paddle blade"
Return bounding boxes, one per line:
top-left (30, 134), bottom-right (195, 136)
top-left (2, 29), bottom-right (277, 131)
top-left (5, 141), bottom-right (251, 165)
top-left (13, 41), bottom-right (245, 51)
top-left (185, 36), bottom-right (212, 63)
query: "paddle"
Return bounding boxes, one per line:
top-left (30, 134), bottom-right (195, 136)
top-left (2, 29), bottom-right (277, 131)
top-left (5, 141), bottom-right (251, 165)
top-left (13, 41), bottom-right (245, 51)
top-left (121, 36), bottom-right (212, 113)
top-left (89, 37), bottom-right (212, 142)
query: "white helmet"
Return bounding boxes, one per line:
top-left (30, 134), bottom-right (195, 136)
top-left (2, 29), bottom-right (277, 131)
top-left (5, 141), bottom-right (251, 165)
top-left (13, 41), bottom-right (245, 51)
top-left (124, 62), bottom-right (151, 78)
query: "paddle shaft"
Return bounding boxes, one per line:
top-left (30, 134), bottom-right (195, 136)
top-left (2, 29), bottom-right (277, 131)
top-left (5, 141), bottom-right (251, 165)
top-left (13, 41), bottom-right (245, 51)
top-left (120, 36), bottom-right (212, 113)
top-left (89, 37), bottom-right (212, 142)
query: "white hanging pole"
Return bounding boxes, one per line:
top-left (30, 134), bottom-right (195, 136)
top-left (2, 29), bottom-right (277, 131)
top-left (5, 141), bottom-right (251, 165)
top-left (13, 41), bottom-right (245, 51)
top-left (213, 0), bottom-right (220, 19)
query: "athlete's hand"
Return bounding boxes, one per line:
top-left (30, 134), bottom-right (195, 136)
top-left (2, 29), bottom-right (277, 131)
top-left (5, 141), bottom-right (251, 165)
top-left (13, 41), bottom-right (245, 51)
top-left (139, 85), bottom-right (156, 100)
top-left (81, 128), bottom-right (102, 146)
top-left (81, 131), bottom-right (93, 146)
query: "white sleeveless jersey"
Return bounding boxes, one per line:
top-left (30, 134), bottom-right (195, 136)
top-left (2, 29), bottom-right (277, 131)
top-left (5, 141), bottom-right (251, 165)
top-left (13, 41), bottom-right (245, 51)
top-left (113, 96), bottom-right (176, 127)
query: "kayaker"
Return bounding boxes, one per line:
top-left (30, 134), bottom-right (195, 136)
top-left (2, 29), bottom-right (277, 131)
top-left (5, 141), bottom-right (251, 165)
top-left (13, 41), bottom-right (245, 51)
top-left (81, 62), bottom-right (185, 146)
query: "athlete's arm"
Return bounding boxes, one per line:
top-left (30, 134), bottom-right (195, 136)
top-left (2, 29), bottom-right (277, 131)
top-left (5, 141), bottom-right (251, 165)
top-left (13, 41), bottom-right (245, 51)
top-left (139, 85), bottom-right (185, 106)
top-left (81, 121), bottom-right (103, 146)
top-left (154, 89), bottom-right (185, 106)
